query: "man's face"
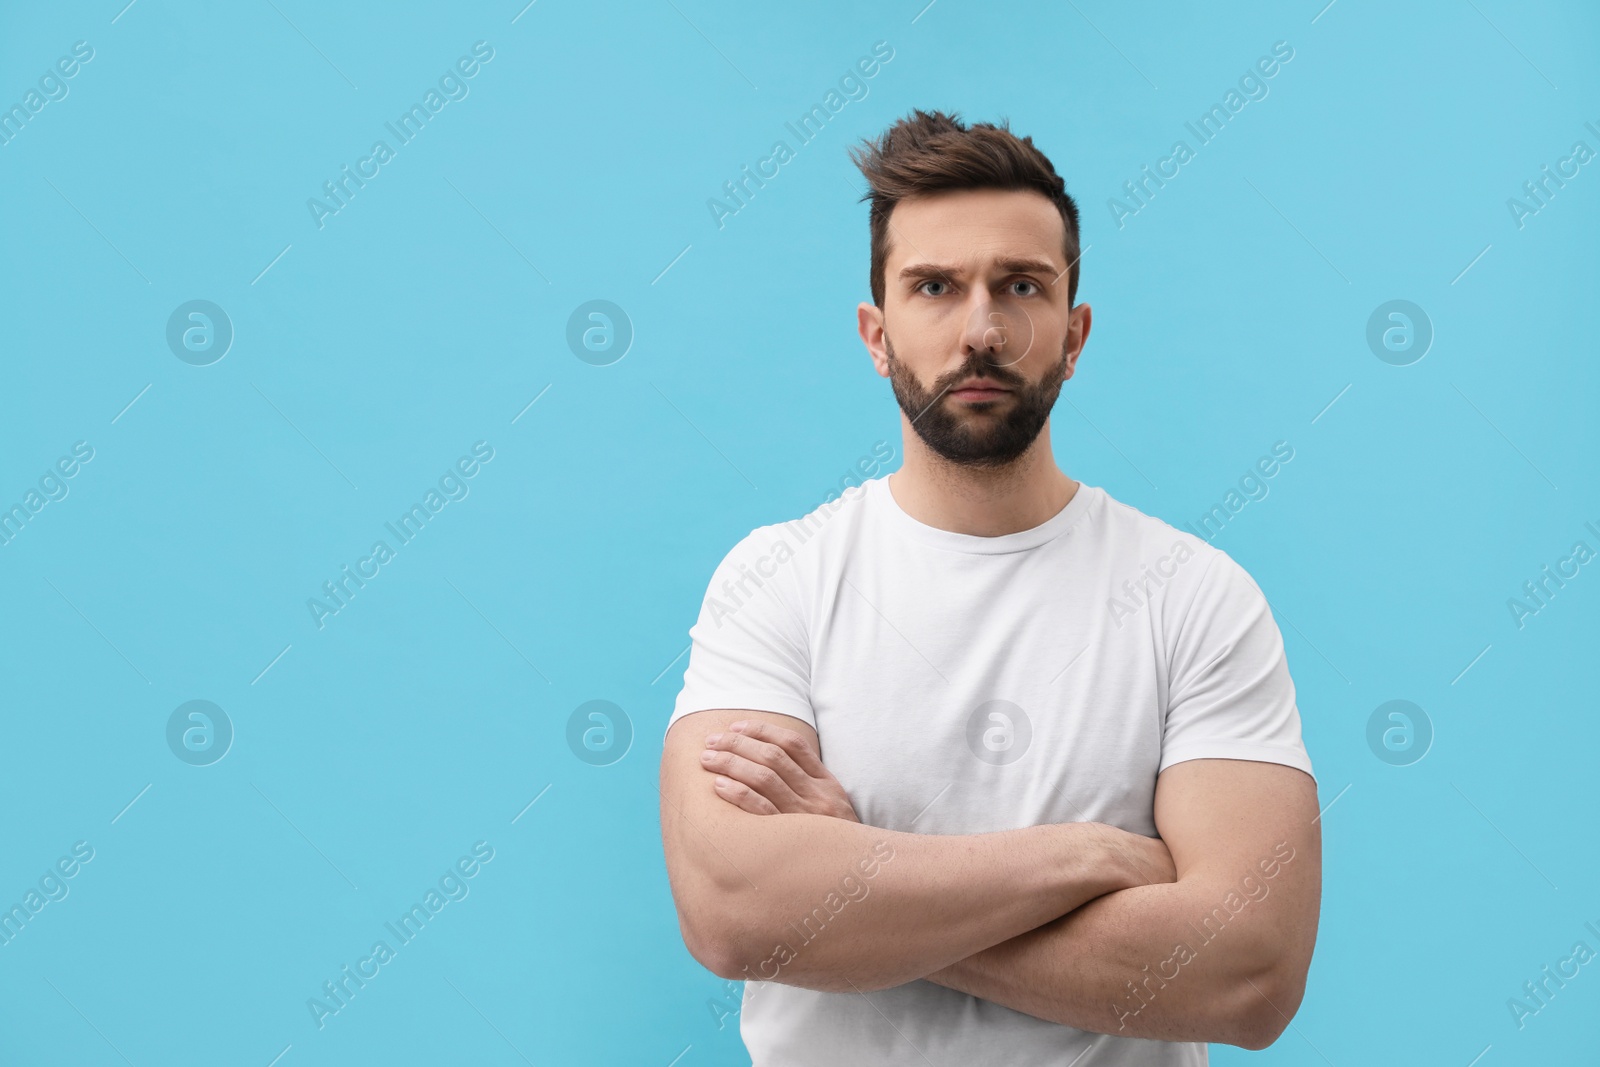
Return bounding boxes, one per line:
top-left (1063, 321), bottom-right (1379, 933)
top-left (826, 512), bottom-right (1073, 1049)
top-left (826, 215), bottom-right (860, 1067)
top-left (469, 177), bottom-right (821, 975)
top-left (858, 188), bottom-right (1091, 468)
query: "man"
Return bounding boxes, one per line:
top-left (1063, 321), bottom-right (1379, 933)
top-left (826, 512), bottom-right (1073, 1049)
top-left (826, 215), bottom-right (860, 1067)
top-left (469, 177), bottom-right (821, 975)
top-left (659, 109), bottom-right (1320, 1065)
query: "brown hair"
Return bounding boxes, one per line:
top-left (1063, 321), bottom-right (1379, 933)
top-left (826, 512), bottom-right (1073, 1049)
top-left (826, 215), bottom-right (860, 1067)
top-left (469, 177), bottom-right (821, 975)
top-left (850, 109), bottom-right (1083, 308)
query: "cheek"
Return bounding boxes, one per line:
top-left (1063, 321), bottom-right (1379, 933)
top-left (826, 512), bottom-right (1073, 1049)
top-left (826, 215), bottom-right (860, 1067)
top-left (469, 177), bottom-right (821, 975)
top-left (1004, 325), bottom-right (1061, 373)
top-left (1034, 319), bottom-right (1075, 363)
top-left (882, 315), bottom-right (926, 361)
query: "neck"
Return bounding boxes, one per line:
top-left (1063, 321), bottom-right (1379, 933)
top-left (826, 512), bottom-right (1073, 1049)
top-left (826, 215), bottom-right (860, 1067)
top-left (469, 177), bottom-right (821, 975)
top-left (889, 418), bottom-right (1078, 537)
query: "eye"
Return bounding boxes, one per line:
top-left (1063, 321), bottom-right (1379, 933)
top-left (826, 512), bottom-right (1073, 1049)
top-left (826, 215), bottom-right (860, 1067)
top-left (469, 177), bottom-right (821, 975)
top-left (1009, 279), bottom-right (1040, 297)
top-left (917, 279), bottom-right (950, 297)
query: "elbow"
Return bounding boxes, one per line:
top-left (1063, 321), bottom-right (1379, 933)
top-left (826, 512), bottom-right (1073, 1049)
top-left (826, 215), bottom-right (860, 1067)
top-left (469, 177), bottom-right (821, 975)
top-left (1223, 965), bottom-right (1306, 1051)
top-left (680, 902), bottom-right (863, 992)
top-left (1230, 1015), bottom-right (1283, 1052)
top-left (1213, 910), bottom-right (1314, 1050)
top-left (665, 850), bottom-right (762, 980)
top-left (674, 880), bottom-right (771, 982)
top-left (695, 939), bottom-right (749, 983)
top-left (679, 907), bottom-right (754, 981)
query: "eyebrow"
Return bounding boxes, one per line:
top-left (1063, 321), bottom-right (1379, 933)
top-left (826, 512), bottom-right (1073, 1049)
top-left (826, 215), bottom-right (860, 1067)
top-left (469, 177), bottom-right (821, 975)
top-left (898, 257), bottom-right (1062, 284)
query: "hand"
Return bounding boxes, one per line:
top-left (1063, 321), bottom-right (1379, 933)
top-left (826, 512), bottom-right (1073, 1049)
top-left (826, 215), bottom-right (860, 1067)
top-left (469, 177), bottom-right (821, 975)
top-left (1091, 823), bottom-right (1178, 889)
top-left (700, 719), bottom-right (860, 822)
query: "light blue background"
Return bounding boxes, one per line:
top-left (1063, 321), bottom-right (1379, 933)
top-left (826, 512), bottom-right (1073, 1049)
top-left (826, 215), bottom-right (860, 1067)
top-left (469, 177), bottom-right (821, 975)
top-left (2, 0), bottom-right (1597, 1063)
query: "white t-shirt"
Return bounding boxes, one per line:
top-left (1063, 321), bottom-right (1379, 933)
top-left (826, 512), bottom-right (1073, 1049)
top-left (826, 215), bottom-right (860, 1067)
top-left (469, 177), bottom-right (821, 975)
top-left (667, 473), bottom-right (1314, 1066)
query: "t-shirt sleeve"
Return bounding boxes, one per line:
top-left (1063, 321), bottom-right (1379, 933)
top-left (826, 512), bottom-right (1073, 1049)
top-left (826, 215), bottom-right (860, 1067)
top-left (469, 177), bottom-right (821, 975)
top-left (1160, 550), bottom-right (1315, 782)
top-left (664, 529), bottom-right (815, 739)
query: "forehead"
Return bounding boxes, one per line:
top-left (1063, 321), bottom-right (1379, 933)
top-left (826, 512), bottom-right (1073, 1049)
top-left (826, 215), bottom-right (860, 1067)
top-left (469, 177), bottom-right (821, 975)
top-left (884, 188), bottom-right (1065, 274)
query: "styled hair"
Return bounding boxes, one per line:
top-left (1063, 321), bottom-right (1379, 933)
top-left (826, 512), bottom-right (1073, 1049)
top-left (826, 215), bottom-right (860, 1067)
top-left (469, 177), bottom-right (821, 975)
top-left (850, 109), bottom-right (1083, 308)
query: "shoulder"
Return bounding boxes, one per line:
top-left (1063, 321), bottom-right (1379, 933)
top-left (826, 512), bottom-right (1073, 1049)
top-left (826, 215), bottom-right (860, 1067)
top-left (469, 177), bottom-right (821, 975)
top-left (1094, 486), bottom-right (1225, 576)
top-left (699, 480), bottom-right (875, 611)
top-left (719, 480), bottom-right (875, 571)
top-left (1092, 486), bottom-right (1269, 618)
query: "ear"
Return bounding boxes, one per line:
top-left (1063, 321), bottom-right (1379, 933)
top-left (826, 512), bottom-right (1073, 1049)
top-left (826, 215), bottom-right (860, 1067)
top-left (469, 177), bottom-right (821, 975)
top-left (858, 302), bottom-right (890, 379)
top-left (1062, 302), bottom-right (1092, 380)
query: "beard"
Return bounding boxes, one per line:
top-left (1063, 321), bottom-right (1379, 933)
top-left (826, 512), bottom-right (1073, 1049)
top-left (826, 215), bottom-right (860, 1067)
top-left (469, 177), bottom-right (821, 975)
top-left (884, 333), bottom-right (1071, 468)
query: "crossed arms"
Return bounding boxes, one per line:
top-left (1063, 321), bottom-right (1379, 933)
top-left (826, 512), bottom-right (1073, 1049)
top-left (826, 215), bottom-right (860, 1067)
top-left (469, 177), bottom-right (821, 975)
top-left (659, 707), bottom-right (1321, 1050)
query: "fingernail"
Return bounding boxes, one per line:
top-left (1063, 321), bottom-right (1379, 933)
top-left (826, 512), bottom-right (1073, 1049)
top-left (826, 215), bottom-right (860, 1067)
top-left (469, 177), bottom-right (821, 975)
top-left (700, 751), bottom-right (714, 762)
top-left (705, 733), bottom-right (722, 745)
top-left (730, 721), bottom-right (748, 731)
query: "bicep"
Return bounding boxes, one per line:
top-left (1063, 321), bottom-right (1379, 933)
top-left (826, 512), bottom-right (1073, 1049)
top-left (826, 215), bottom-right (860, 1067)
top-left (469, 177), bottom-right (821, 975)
top-left (659, 709), bottom-right (821, 943)
top-left (1153, 759), bottom-right (1322, 976)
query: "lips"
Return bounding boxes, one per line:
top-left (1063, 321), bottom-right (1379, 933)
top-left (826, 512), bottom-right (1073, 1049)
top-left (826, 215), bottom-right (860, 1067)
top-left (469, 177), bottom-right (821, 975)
top-left (950, 379), bottom-right (1011, 400)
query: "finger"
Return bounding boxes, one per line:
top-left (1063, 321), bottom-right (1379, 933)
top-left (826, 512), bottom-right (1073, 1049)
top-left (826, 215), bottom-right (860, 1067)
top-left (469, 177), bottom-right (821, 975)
top-left (706, 732), bottom-right (812, 795)
top-left (727, 720), bottom-right (832, 778)
top-left (718, 724), bottom-right (830, 788)
top-left (712, 732), bottom-right (856, 821)
top-left (711, 774), bottom-right (780, 815)
top-left (700, 749), bottom-right (805, 812)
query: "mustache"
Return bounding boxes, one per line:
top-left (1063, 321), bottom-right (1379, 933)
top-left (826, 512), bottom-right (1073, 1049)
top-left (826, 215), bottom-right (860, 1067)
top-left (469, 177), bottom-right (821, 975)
top-left (936, 359), bottom-right (1025, 391)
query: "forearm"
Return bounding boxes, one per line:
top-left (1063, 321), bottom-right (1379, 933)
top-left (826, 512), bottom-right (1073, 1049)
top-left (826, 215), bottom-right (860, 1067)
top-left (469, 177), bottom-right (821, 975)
top-left (670, 812), bottom-right (1136, 994)
top-left (923, 863), bottom-right (1312, 1047)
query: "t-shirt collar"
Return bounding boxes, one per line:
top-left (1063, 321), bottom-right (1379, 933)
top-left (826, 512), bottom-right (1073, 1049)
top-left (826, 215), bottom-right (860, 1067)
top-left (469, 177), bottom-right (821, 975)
top-left (872, 473), bottom-right (1098, 555)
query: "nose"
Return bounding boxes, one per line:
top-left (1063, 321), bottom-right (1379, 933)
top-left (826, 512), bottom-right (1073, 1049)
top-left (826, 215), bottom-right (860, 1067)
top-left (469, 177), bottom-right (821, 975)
top-left (960, 295), bottom-right (1033, 369)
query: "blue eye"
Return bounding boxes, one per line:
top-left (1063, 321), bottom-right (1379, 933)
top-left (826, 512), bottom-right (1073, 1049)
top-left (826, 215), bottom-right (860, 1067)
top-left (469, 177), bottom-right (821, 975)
top-left (1010, 280), bottom-right (1039, 296)
top-left (918, 280), bottom-right (948, 296)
